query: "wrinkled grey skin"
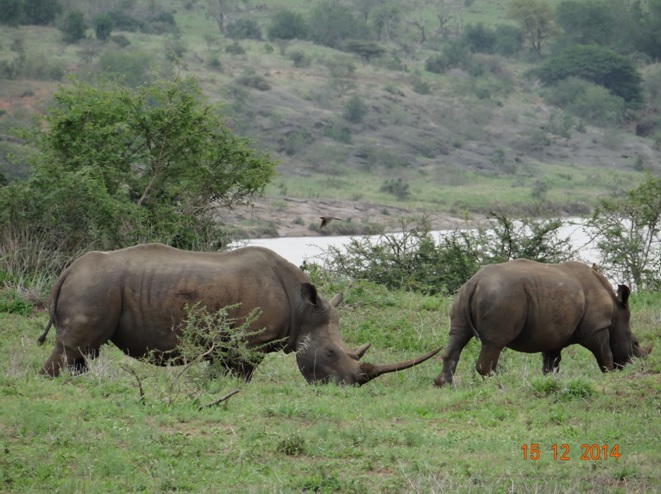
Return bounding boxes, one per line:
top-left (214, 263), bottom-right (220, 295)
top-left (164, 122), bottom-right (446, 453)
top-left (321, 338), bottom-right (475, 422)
top-left (435, 259), bottom-right (652, 387)
top-left (38, 244), bottom-right (440, 385)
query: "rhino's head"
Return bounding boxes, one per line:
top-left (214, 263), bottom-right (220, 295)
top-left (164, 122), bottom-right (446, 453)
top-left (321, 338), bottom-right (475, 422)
top-left (294, 283), bottom-right (440, 385)
top-left (610, 284), bottom-right (653, 368)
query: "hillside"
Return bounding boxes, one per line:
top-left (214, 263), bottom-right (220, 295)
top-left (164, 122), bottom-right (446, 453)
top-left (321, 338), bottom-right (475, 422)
top-left (1, 0), bottom-right (661, 238)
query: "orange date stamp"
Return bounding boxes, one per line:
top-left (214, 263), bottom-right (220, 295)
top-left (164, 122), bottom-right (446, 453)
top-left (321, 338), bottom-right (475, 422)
top-left (521, 443), bottom-right (620, 461)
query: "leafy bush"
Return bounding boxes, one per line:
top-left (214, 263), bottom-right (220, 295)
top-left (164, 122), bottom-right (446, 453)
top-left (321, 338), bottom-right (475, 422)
top-left (532, 44), bottom-right (643, 106)
top-left (59, 10), bottom-right (87, 44)
top-left (543, 77), bottom-right (626, 126)
top-left (288, 50), bottom-right (311, 68)
top-left (225, 41), bottom-right (246, 55)
top-left (94, 14), bottom-right (114, 41)
top-left (0, 77), bottom-right (276, 277)
top-left (0, 290), bottom-right (32, 315)
top-left (460, 23), bottom-right (498, 54)
top-left (380, 178), bottom-right (410, 200)
top-left (325, 213), bottom-right (576, 295)
top-left (588, 175), bottom-right (661, 290)
top-left (268, 9), bottom-right (309, 41)
top-left (227, 18), bottom-right (262, 40)
top-left (108, 9), bottom-right (144, 32)
top-left (342, 95), bottom-right (367, 123)
top-left (235, 70), bottom-right (271, 91)
top-left (308, 1), bottom-right (370, 49)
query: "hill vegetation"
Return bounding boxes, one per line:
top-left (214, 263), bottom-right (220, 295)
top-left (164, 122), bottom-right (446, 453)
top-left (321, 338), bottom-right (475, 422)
top-left (1, 0), bottom-right (661, 238)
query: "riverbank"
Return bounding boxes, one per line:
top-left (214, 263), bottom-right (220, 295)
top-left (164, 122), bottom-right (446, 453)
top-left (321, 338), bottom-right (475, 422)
top-left (222, 197), bottom-right (486, 238)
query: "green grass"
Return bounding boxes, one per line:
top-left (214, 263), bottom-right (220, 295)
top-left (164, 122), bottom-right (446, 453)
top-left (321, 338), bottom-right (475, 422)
top-left (2, 279), bottom-right (660, 493)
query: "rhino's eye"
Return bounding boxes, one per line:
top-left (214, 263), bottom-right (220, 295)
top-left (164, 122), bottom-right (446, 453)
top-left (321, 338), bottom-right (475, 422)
top-left (325, 348), bottom-right (338, 360)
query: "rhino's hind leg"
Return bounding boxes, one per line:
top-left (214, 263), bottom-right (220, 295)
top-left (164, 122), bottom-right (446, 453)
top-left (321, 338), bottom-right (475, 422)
top-left (475, 343), bottom-right (504, 377)
top-left (40, 344), bottom-right (98, 377)
top-left (542, 349), bottom-right (562, 374)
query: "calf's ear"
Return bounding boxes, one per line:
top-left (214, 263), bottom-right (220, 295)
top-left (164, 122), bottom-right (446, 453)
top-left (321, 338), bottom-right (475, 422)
top-left (617, 284), bottom-right (630, 306)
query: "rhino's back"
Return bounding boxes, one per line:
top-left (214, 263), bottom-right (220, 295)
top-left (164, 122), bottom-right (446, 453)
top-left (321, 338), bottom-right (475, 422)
top-left (465, 259), bottom-right (599, 352)
top-left (54, 245), bottom-right (304, 356)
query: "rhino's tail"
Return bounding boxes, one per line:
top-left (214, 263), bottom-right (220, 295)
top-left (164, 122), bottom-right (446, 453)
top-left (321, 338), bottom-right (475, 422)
top-left (37, 318), bottom-right (54, 346)
top-left (37, 271), bottom-right (67, 346)
top-left (464, 279), bottom-right (481, 342)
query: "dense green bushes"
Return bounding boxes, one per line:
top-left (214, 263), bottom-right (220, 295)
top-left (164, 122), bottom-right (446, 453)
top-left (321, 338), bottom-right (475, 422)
top-left (324, 213), bottom-right (575, 295)
top-left (0, 77), bottom-right (276, 282)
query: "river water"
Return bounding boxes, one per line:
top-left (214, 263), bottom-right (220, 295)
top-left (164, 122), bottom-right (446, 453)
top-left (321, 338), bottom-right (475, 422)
top-left (234, 219), bottom-right (601, 268)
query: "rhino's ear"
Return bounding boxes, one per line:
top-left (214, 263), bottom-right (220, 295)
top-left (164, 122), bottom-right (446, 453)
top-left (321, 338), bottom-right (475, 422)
top-left (301, 283), bottom-right (319, 306)
top-left (617, 284), bottom-right (630, 305)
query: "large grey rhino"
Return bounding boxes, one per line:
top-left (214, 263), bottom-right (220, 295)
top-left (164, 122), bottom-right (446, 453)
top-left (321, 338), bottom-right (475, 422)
top-left (435, 259), bottom-right (652, 387)
top-left (38, 244), bottom-right (440, 385)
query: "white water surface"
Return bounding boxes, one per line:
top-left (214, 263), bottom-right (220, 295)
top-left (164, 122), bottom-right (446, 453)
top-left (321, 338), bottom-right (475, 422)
top-left (233, 219), bottom-right (601, 269)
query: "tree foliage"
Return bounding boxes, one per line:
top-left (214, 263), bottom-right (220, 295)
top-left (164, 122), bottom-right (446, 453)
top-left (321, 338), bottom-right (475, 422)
top-left (533, 44), bottom-right (643, 105)
top-left (94, 14), bottom-right (114, 42)
top-left (308, 1), bottom-right (370, 49)
top-left (60, 9), bottom-right (87, 44)
top-left (325, 213), bottom-right (575, 295)
top-left (0, 77), bottom-right (276, 265)
top-left (633, 0), bottom-right (661, 59)
top-left (555, 0), bottom-right (616, 47)
top-left (507, 0), bottom-right (556, 56)
top-left (267, 10), bottom-right (309, 41)
top-left (588, 175), bottom-right (661, 290)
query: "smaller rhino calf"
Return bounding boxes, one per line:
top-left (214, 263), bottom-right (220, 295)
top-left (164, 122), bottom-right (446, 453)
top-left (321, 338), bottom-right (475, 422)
top-left (435, 259), bottom-right (652, 387)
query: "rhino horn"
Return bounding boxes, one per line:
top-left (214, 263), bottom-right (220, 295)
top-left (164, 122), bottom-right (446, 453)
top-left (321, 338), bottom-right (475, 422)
top-left (356, 347), bottom-right (442, 385)
top-left (351, 342), bottom-right (371, 360)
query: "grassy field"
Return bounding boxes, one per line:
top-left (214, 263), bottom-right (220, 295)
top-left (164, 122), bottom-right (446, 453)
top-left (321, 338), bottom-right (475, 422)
top-left (1, 278), bottom-right (659, 493)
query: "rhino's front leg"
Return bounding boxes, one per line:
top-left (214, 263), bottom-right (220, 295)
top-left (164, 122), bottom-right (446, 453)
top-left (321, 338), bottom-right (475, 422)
top-left (582, 331), bottom-right (614, 372)
top-left (542, 349), bottom-right (562, 374)
top-left (434, 329), bottom-right (473, 387)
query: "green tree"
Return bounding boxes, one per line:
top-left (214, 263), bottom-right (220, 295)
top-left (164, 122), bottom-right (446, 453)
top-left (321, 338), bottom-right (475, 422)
top-left (0, 77), bottom-right (276, 262)
top-left (555, 0), bottom-right (616, 47)
top-left (227, 18), bottom-right (262, 40)
top-left (0, 0), bottom-right (24, 26)
top-left (343, 95), bottom-right (368, 123)
top-left (267, 9), bottom-right (309, 40)
top-left (24, 0), bottom-right (60, 25)
top-left (633, 0), bottom-right (661, 59)
top-left (588, 175), bottom-right (661, 290)
top-left (507, 0), bottom-right (556, 56)
top-left (308, 1), bottom-right (370, 49)
top-left (533, 44), bottom-right (643, 105)
top-left (94, 14), bottom-right (114, 41)
top-left (60, 9), bottom-right (87, 44)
